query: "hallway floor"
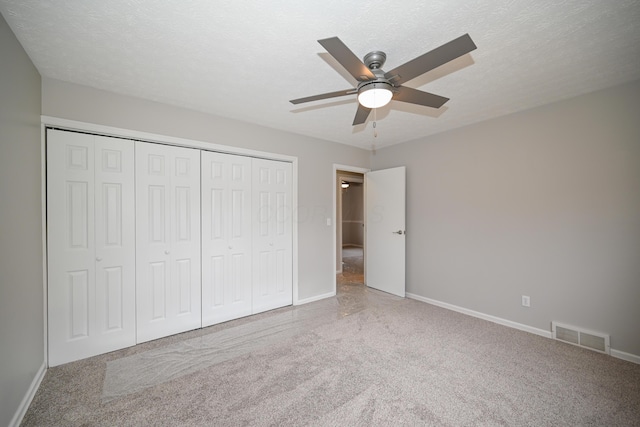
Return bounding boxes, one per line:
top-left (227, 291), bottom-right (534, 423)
top-left (337, 246), bottom-right (363, 288)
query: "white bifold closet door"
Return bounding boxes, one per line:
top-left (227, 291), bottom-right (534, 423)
top-left (135, 142), bottom-right (201, 343)
top-left (252, 158), bottom-right (293, 314)
top-left (47, 130), bottom-right (136, 366)
top-left (201, 152), bottom-right (253, 326)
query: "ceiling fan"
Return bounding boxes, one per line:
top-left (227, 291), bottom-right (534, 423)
top-left (290, 34), bottom-right (477, 126)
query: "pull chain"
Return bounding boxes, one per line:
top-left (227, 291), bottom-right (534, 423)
top-left (373, 108), bottom-right (378, 138)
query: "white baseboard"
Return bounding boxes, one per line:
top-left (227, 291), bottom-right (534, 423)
top-left (9, 361), bottom-right (46, 427)
top-left (610, 349), bottom-right (640, 365)
top-left (406, 293), bottom-right (640, 365)
top-left (406, 293), bottom-right (552, 338)
top-left (295, 291), bottom-right (335, 306)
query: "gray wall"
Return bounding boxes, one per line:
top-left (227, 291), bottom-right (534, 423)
top-left (372, 80), bottom-right (640, 357)
top-left (0, 13), bottom-right (44, 426)
top-left (42, 78), bottom-right (370, 301)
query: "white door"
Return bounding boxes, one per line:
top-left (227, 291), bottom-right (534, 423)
top-left (201, 151), bottom-right (253, 326)
top-left (47, 130), bottom-right (136, 366)
top-left (365, 166), bottom-right (406, 297)
top-left (136, 142), bottom-right (201, 343)
top-left (252, 158), bottom-right (293, 314)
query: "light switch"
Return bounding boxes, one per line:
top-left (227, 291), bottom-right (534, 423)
top-left (326, 218), bottom-right (331, 226)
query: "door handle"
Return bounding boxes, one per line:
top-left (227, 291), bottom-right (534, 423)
top-left (392, 230), bottom-right (405, 235)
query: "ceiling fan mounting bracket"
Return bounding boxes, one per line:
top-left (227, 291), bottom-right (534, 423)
top-left (363, 51), bottom-right (387, 70)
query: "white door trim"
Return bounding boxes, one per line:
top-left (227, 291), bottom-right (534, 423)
top-left (332, 164), bottom-right (370, 296)
top-left (40, 116), bottom-right (300, 319)
top-left (40, 125), bottom-right (48, 367)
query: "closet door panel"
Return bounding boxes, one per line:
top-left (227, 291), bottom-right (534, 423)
top-left (136, 145), bottom-right (171, 334)
top-left (94, 136), bottom-right (136, 338)
top-left (172, 151), bottom-right (201, 321)
top-left (136, 143), bottom-right (201, 343)
top-left (252, 158), bottom-right (293, 314)
top-left (47, 130), bottom-right (135, 366)
top-left (201, 151), bottom-right (252, 326)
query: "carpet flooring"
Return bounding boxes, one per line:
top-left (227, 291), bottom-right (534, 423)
top-left (21, 268), bottom-right (640, 425)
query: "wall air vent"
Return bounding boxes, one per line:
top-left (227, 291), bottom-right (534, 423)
top-left (551, 321), bottom-right (610, 355)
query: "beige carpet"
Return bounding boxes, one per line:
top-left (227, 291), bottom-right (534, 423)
top-left (22, 282), bottom-right (640, 426)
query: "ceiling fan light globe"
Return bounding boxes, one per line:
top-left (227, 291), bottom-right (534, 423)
top-left (357, 83), bottom-right (393, 109)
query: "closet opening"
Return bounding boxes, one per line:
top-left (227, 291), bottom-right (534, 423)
top-left (43, 121), bottom-right (297, 366)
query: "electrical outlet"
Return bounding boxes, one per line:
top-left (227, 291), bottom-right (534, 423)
top-left (521, 295), bottom-right (530, 307)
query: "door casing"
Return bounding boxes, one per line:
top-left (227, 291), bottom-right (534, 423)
top-left (333, 164), bottom-right (370, 295)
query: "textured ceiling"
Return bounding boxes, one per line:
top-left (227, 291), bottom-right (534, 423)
top-left (2, 0), bottom-right (639, 150)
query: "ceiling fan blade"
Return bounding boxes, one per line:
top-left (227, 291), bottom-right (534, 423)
top-left (318, 37), bottom-right (376, 82)
top-left (352, 104), bottom-right (371, 125)
top-left (393, 86), bottom-right (449, 108)
top-left (290, 88), bottom-right (356, 105)
top-left (384, 34), bottom-right (477, 85)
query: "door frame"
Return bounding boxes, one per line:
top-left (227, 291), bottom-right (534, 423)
top-left (41, 116), bottom-right (299, 365)
top-left (332, 164), bottom-right (370, 295)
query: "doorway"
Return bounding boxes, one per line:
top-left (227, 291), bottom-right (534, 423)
top-left (336, 170), bottom-right (365, 290)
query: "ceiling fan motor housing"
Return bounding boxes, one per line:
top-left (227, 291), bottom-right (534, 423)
top-left (357, 79), bottom-right (394, 92)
